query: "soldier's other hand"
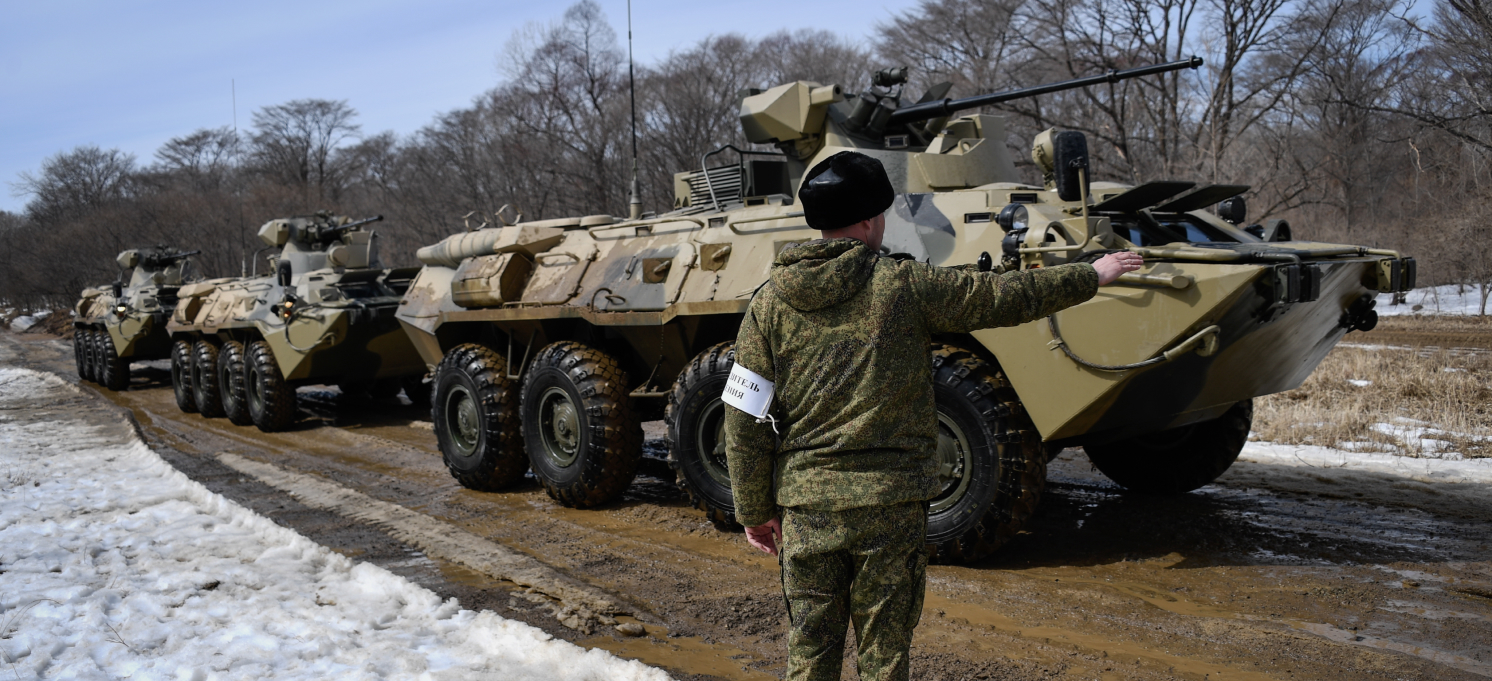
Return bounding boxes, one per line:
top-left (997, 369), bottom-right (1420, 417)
top-left (746, 518), bottom-right (782, 556)
top-left (1093, 251), bottom-right (1144, 285)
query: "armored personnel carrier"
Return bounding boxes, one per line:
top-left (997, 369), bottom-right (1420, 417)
top-left (166, 212), bottom-right (427, 432)
top-left (395, 58), bottom-right (1416, 562)
top-left (74, 247), bottom-right (197, 390)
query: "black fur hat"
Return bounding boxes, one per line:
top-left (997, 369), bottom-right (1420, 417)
top-left (797, 151), bottom-right (895, 231)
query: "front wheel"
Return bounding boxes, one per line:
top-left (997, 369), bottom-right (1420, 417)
top-left (170, 339), bottom-right (198, 413)
top-left (925, 344), bottom-right (1047, 563)
top-left (192, 340), bottom-right (224, 417)
top-left (665, 342), bottom-right (737, 526)
top-left (79, 329), bottom-right (99, 383)
top-left (1083, 400), bottom-right (1253, 494)
top-left (245, 340), bottom-right (296, 432)
top-left (73, 330), bottom-right (88, 380)
top-left (218, 340), bottom-right (252, 426)
top-left (520, 342), bottom-right (642, 508)
top-left (433, 344), bottom-right (526, 490)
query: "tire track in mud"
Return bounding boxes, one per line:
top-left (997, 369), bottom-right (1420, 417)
top-left (217, 452), bottom-right (632, 631)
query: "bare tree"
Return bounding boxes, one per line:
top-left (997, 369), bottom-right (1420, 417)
top-left (249, 99), bottom-right (361, 201)
top-left (12, 146), bottom-right (136, 226)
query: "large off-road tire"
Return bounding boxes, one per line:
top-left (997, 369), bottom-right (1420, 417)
top-left (73, 330), bottom-right (88, 380)
top-left (191, 340), bottom-right (224, 417)
top-left (217, 340), bottom-right (252, 426)
top-left (97, 331), bottom-right (130, 391)
top-left (84, 329), bottom-right (105, 384)
top-left (925, 344), bottom-right (1047, 564)
top-left (665, 342), bottom-right (738, 526)
top-left (433, 344), bottom-right (526, 490)
top-left (520, 342), bottom-right (643, 508)
top-left (170, 339), bottom-right (198, 413)
top-left (245, 340), bottom-right (297, 432)
top-left (77, 329), bottom-right (97, 383)
top-left (1083, 400), bottom-right (1253, 495)
top-left (402, 374), bottom-right (432, 408)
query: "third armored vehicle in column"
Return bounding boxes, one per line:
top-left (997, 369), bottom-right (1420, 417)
top-left (167, 213), bottom-right (427, 432)
top-left (74, 246), bottom-right (197, 390)
top-left (394, 59), bottom-right (1415, 562)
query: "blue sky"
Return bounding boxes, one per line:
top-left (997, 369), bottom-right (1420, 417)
top-left (0, 0), bottom-right (904, 214)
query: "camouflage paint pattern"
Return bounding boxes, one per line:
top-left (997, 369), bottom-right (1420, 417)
top-left (780, 501), bottom-right (928, 681)
top-left (723, 238), bottom-right (1097, 528)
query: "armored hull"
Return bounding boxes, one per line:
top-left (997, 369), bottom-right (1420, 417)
top-left (396, 60), bottom-right (1414, 562)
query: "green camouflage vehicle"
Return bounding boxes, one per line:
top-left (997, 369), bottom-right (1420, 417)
top-left (74, 247), bottom-right (197, 390)
top-left (394, 59), bottom-right (1415, 562)
top-left (166, 213), bottom-right (427, 432)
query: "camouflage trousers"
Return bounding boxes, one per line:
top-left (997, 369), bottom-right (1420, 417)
top-left (780, 501), bottom-right (928, 681)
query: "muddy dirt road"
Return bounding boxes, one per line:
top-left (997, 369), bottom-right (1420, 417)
top-left (6, 331), bottom-right (1491, 680)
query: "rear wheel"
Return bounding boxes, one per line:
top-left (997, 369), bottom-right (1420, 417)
top-left (192, 340), bottom-right (224, 417)
top-left (170, 339), bottom-right (198, 413)
top-left (520, 342), bottom-right (642, 508)
top-left (78, 329), bottom-right (98, 383)
top-left (97, 330), bottom-right (129, 391)
top-left (245, 340), bottom-right (296, 432)
top-left (218, 340), bottom-right (252, 426)
top-left (87, 330), bottom-right (106, 384)
top-left (1084, 400), bottom-right (1253, 494)
top-left (665, 342), bottom-right (738, 526)
top-left (925, 344), bottom-right (1047, 563)
top-left (433, 344), bottom-right (526, 490)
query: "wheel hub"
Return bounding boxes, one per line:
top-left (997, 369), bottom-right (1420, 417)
top-left (444, 385), bottom-right (480, 457)
top-left (539, 387), bottom-right (581, 467)
top-left (930, 411), bottom-right (974, 514)
top-left (695, 397), bottom-right (729, 486)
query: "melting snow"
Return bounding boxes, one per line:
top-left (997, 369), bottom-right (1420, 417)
top-left (1377, 285), bottom-right (1490, 316)
top-left (0, 368), bottom-right (671, 681)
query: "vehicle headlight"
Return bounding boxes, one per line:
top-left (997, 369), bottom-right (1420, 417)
top-left (996, 204), bottom-right (1028, 232)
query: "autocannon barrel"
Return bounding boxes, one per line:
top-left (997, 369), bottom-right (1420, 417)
top-left (886, 56), bottom-right (1203, 127)
top-left (140, 249), bottom-right (201, 268)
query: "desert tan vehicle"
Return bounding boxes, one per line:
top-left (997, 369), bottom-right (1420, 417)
top-left (395, 59), bottom-right (1415, 562)
top-left (166, 213), bottom-right (427, 432)
top-left (74, 247), bottom-right (197, 390)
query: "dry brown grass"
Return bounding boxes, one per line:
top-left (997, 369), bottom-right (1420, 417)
top-left (1253, 343), bottom-right (1492, 458)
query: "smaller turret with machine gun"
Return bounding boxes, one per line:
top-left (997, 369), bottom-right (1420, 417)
top-left (166, 212), bottom-right (427, 432)
top-left (74, 245), bottom-right (199, 390)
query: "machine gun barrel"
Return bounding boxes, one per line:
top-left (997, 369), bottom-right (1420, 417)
top-left (307, 215), bottom-right (384, 242)
top-left (886, 57), bottom-right (1203, 127)
top-left (140, 249), bottom-right (201, 267)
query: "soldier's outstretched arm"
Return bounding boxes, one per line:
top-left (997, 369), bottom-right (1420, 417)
top-left (912, 261), bottom-right (1101, 333)
top-left (724, 306), bottom-right (780, 529)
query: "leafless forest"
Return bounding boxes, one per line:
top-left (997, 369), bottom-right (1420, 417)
top-left (3, 0), bottom-right (1490, 310)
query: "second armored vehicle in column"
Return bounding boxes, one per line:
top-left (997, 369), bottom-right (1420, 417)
top-left (167, 213), bottom-right (427, 432)
top-left (74, 246), bottom-right (197, 390)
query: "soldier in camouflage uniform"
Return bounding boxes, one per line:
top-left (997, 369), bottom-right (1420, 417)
top-left (724, 151), bottom-right (1142, 681)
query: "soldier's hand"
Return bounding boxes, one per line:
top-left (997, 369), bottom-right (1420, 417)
top-left (1093, 251), bottom-right (1144, 285)
top-left (745, 518), bottom-right (782, 556)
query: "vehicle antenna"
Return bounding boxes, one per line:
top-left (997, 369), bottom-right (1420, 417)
top-left (626, 0), bottom-right (642, 220)
top-left (233, 79), bottom-right (247, 276)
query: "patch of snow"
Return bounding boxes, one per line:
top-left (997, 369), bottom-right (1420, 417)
top-left (1240, 441), bottom-right (1492, 484)
top-left (1347, 379), bottom-right (1372, 387)
top-left (1376, 284), bottom-right (1489, 316)
top-left (8, 315), bottom-right (39, 332)
top-left (1443, 367), bottom-right (1467, 373)
top-left (0, 367), bottom-right (672, 681)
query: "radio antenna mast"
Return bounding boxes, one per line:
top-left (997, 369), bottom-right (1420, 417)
top-left (626, 0), bottom-right (642, 220)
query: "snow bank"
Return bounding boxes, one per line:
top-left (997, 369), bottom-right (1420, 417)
top-left (8, 315), bottom-right (40, 332)
top-left (1377, 284), bottom-right (1489, 316)
top-left (1240, 440), bottom-right (1492, 485)
top-left (0, 368), bottom-right (672, 681)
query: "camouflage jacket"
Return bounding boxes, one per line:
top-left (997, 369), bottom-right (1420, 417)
top-left (724, 238), bottom-right (1098, 527)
